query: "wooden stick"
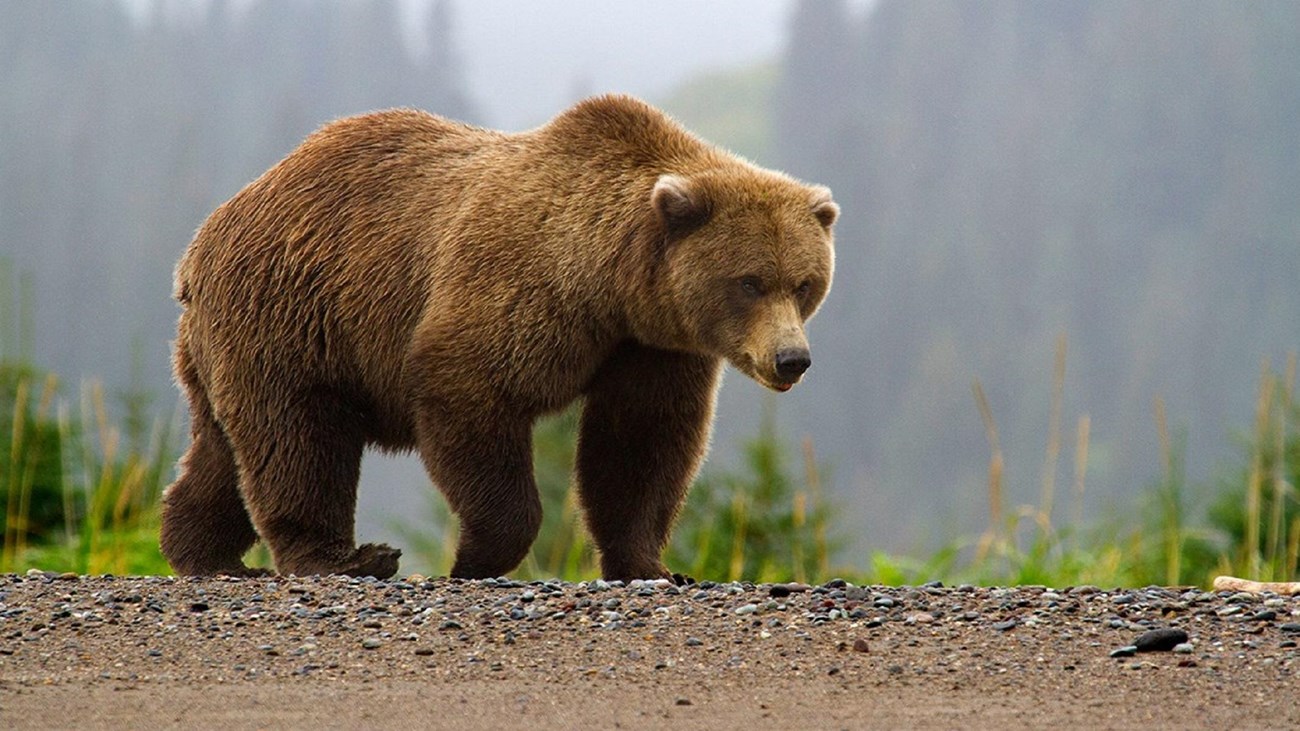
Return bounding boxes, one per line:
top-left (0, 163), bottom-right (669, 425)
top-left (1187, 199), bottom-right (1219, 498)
top-left (1213, 575), bottom-right (1300, 595)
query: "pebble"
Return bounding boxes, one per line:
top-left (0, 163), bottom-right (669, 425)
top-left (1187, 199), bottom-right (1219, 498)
top-left (685, 637), bottom-right (703, 647)
top-left (362, 638), bottom-right (382, 650)
top-left (1110, 645), bottom-right (1138, 658)
top-left (1172, 643), bottom-right (1194, 654)
top-left (734, 604), bottom-right (759, 615)
top-left (852, 639), bottom-right (869, 653)
top-left (992, 620), bottom-right (1017, 632)
top-left (1278, 622), bottom-right (1300, 634)
top-left (1134, 628), bottom-right (1189, 652)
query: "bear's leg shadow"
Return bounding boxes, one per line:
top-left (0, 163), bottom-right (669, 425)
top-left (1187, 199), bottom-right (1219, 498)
top-left (224, 391), bottom-right (400, 578)
top-left (576, 344), bottom-right (721, 581)
top-left (160, 345), bottom-right (265, 576)
top-left (415, 408), bottom-right (542, 579)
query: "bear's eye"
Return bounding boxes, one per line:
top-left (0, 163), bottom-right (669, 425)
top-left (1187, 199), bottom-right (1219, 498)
top-left (739, 276), bottom-right (764, 297)
top-left (796, 282), bottom-right (812, 299)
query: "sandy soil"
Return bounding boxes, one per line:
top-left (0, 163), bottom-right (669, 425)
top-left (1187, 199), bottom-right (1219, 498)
top-left (1, 572), bottom-right (1296, 730)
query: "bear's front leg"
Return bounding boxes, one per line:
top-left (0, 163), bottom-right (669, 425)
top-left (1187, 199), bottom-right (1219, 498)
top-left (414, 405), bottom-right (543, 579)
top-left (576, 343), bottom-right (722, 581)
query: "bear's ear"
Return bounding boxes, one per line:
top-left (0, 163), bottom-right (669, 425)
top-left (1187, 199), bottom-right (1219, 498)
top-left (652, 174), bottom-right (710, 233)
top-left (810, 186), bottom-right (839, 229)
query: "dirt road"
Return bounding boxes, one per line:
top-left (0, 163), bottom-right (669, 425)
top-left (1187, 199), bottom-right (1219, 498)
top-left (1, 572), bottom-right (1296, 729)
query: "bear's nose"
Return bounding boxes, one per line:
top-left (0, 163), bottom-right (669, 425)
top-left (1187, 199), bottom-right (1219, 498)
top-left (774, 348), bottom-right (812, 381)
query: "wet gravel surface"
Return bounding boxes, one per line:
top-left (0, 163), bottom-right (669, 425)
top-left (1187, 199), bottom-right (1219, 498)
top-left (2, 571), bottom-right (1298, 729)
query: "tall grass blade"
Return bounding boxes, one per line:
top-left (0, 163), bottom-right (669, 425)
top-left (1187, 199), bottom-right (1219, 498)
top-left (1071, 414), bottom-right (1090, 547)
top-left (1039, 333), bottom-right (1066, 525)
top-left (972, 379), bottom-right (1004, 561)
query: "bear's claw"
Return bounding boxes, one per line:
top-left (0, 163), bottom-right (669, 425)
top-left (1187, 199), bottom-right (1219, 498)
top-left (336, 543), bottom-right (401, 579)
top-left (216, 566), bottom-right (274, 579)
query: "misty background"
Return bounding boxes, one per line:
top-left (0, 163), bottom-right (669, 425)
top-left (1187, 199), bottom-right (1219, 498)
top-left (2, 0), bottom-right (1297, 563)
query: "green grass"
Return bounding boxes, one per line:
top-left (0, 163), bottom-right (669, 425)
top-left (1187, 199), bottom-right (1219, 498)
top-left (0, 370), bottom-right (176, 576)
top-left (2, 296), bottom-right (1294, 587)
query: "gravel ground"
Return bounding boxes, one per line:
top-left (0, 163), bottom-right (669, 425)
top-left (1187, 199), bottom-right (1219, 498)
top-left (2, 571), bottom-right (1298, 729)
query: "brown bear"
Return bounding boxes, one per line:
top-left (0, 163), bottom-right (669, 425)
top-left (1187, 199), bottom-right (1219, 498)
top-left (159, 94), bottom-right (837, 580)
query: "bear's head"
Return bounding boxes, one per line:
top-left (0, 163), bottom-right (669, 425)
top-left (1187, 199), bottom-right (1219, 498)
top-left (651, 169), bottom-right (838, 392)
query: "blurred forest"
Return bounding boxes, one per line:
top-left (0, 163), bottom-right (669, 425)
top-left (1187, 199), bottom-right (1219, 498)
top-left (775, 0), bottom-right (1300, 545)
top-left (0, 0), bottom-right (474, 397)
top-left (1, 0), bottom-right (1298, 553)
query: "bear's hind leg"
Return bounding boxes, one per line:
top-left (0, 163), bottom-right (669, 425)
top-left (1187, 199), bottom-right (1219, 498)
top-left (160, 349), bottom-right (264, 576)
top-left (576, 344), bottom-right (721, 581)
top-left (225, 393), bottom-right (399, 579)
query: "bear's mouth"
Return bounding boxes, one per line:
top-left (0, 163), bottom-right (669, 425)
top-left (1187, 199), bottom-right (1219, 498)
top-left (732, 353), bottom-right (800, 393)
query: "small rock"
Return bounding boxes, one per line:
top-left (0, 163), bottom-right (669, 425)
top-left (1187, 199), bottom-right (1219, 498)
top-left (1110, 646), bottom-right (1138, 658)
top-left (992, 620), bottom-right (1017, 632)
top-left (1278, 622), bottom-right (1300, 634)
top-left (852, 638), bottom-right (869, 653)
top-left (685, 637), bottom-right (703, 647)
top-left (1172, 643), bottom-right (1194, 654)
top-left (675, 698), bottom-right (692, 706)
top-left (768, 585), bottom-right (792, 599)
top-left (1134, 628), bottom-right (1188, 652)
top-left (362, 638), bottom-right (382, 650)
top-left (189, 602), bottom-right (209, 612)
top-left (734, 603), bottom-right (759, 615)
top-left (414, 647), bottom-right (434, 656)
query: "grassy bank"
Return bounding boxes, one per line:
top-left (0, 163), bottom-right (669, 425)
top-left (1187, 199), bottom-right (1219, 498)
top-left (3, 340), bottom-right (1295, 587)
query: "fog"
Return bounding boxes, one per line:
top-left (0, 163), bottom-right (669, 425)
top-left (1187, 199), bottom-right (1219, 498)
top-left (2, 0), bottom-right (1296, 565)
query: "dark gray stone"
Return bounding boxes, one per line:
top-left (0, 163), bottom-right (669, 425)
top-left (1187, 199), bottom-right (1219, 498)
top-left (1134, 628), bottom-right (1188, 652)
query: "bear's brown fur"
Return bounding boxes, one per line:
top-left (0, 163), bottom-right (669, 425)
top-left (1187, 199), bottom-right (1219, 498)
top-left (160, 95), bottom-right (837, 580)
